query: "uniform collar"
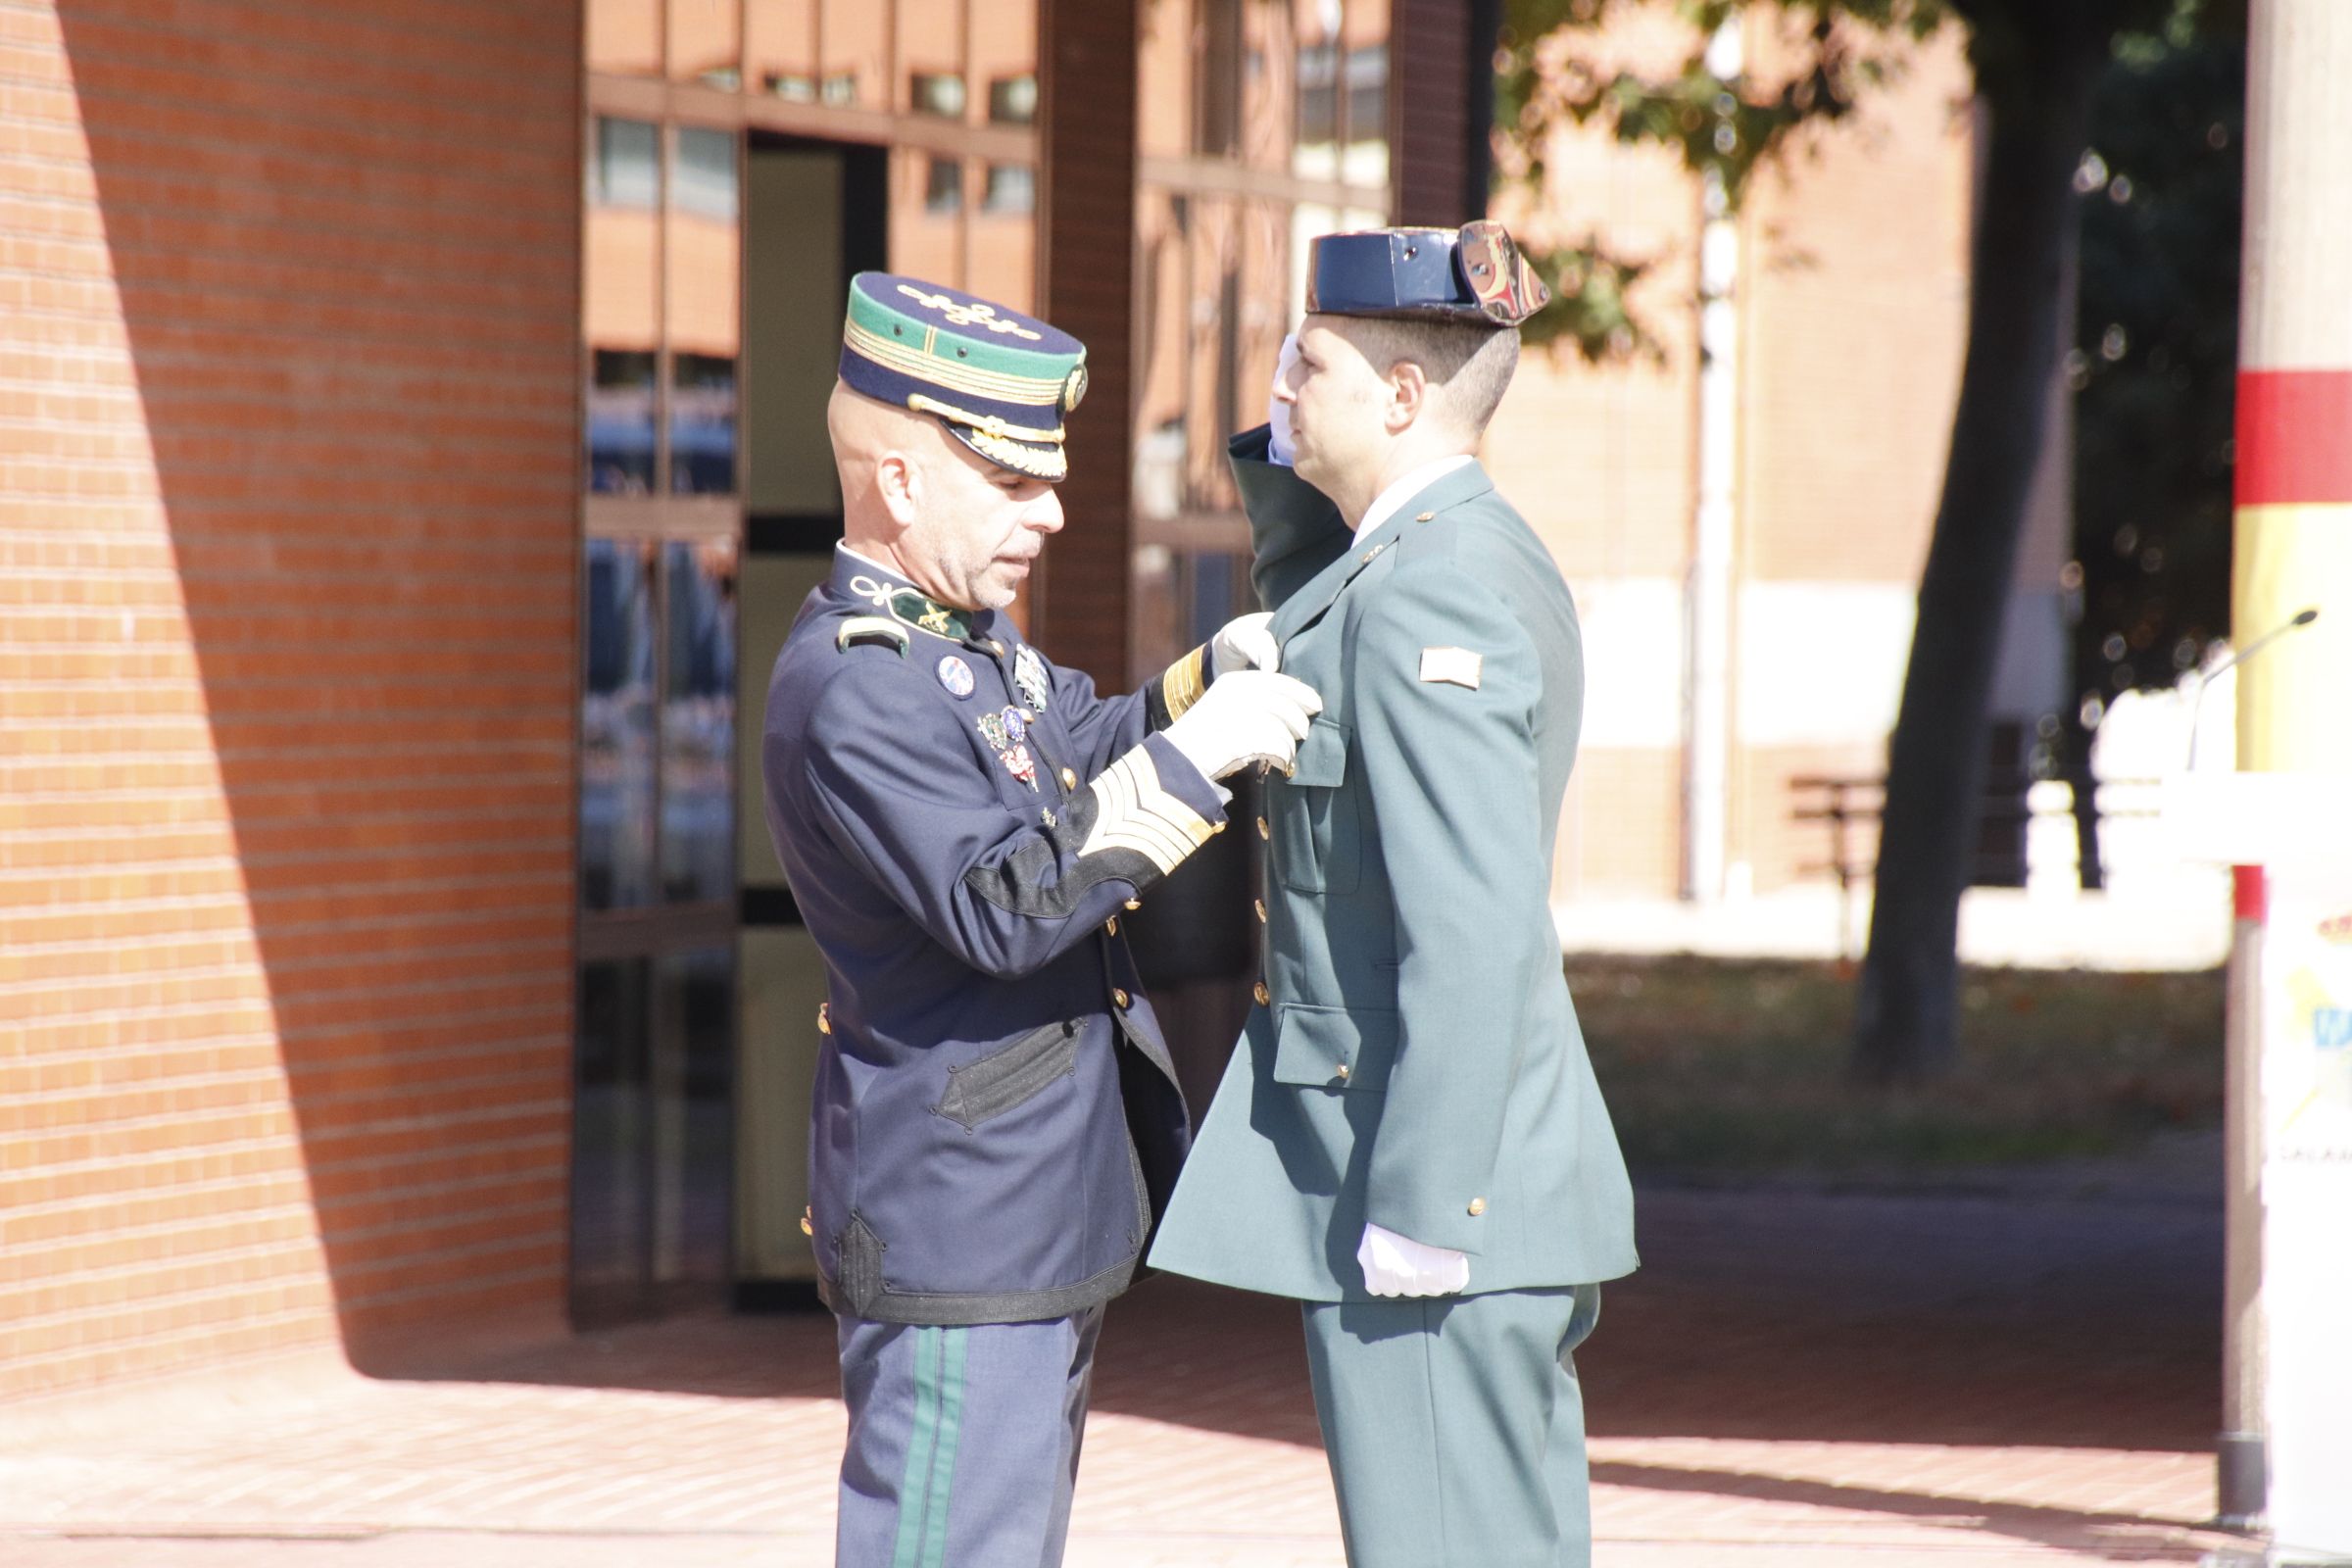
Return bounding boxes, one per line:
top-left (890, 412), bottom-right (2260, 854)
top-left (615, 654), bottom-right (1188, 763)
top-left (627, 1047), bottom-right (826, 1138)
top-left (829, 545), bottom-right (982, 644)
top-left (1353, 454), bottom-right (1479, 542)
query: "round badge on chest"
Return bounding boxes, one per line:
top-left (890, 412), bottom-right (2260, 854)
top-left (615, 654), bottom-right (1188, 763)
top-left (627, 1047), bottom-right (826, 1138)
top-left (937, 655), bottom-right (976, 698)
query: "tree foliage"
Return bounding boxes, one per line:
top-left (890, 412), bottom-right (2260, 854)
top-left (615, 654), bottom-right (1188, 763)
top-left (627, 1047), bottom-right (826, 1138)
top-left (1491, 0), bottom-right (2239, 1081)
top-left (1493, 0), bottom-right (1950, 361)
top-left (2071, 9), bottom-right (2245, 721)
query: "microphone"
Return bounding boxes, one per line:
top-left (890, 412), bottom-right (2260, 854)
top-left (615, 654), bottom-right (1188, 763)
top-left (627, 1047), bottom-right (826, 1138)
top-left (2185, 608), bottom-right (2321, 771)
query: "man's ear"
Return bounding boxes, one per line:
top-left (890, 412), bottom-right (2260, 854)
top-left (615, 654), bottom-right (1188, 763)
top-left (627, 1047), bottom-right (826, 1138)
top-left (1386, 359), bottom-right (1431, 433)
top-left (876, 449), bottom-right (921, 528)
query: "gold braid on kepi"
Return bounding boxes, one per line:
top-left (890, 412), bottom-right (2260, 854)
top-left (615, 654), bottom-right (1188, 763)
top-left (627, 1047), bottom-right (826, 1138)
top-left (838, 272), bottom-right (1088, 483)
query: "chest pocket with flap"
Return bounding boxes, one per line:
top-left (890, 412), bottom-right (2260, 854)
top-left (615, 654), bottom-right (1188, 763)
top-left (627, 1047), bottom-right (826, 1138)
top-left (1269, 715), bottom-right (1357, 895)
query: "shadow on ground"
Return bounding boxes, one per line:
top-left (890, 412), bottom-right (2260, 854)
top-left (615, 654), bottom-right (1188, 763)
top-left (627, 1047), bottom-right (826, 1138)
top-left (419, 1177), bottom-right (2222, 1460)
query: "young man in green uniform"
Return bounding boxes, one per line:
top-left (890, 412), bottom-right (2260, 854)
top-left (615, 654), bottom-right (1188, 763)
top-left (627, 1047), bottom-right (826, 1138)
top-left (1151, 223), bottom-right (1640, 1568)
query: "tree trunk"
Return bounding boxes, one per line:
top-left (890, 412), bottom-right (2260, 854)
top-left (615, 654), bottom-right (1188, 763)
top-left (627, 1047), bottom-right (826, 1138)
top-left (1851, 28), bottom-right (2108, 1082)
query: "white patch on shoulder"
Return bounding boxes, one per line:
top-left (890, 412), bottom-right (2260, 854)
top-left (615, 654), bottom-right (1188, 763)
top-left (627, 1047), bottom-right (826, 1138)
top-left (1419, 646), bottom-right (1483, 689)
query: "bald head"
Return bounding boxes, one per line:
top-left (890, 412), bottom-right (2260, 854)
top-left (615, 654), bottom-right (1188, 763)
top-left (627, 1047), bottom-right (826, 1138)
top-left (828, 380), bottom-right (948, 533)
top-left (824, 380), bottom-right (1063, 612)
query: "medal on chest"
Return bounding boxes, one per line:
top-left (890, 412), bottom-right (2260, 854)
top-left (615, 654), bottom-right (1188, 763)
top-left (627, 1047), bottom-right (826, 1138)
top-left (1012, 645), bottom-right (1052, 713)
top-left (976, 705), bottom-right (1039, 790)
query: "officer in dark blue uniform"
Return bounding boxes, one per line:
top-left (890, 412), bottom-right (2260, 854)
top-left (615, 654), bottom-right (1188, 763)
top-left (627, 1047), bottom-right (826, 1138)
top-left (760, 273), bottom-right (1321, 1568)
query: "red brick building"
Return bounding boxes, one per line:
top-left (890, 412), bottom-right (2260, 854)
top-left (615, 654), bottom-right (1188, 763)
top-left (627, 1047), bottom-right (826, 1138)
top-left (1, 0), bottom-right (2042, 1401)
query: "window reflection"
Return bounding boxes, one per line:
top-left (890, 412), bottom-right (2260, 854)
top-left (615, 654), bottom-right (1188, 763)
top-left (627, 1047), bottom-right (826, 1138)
top-left (672, 125), bottom-right (739, 220)
top-left (670, 354), bottom-right (738, 495)
top-left (982, 164), bottom-right (1034, 216)
top-left (583, 539), bottom-right (660, 909)
top-left (925, 156), bottom-right (962, 215)
top-left (589, 350), bottom-right (659, 495)
top-left (649, 946), bottom-right (734, 1293)
top-left (662, 540), bottom-right (737, 904)
top-left (593, 117), bottom-right (661, 209)
top-left (572, 956), bottom-right (652, 1312)
top-left (988, 74), bottom-right (1037, 125)
top-left (909, 73), bottom-right (966, 118)
top-left (665, 127), bottom-right (740, 498)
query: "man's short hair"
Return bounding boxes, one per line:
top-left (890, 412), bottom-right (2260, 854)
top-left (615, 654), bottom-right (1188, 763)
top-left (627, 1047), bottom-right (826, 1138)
top-left (1341, 316), bottom-right (1521, 435)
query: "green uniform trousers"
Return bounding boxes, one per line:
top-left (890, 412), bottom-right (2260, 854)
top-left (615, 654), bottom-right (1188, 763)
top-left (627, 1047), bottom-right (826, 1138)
top-left (1300, 1284), bottom-right (1602, 1568)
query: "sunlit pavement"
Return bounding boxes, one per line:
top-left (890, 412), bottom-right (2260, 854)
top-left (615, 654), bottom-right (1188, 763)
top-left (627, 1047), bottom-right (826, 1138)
top-left (0, 1175), bottom-right (2248, 1567)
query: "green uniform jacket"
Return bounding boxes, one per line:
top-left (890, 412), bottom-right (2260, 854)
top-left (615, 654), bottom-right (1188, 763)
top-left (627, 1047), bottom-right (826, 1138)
top-left (1149, 429), bottom-right (1639, 1301)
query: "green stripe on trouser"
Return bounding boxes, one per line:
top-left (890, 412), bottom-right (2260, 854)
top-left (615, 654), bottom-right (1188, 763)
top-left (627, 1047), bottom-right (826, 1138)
top-left (891, 1326), bottom-right (970, 1568)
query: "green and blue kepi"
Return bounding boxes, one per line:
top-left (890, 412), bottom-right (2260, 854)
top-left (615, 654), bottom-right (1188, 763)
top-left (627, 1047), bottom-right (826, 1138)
top-left (838, 272), bottom-right (1088, 482)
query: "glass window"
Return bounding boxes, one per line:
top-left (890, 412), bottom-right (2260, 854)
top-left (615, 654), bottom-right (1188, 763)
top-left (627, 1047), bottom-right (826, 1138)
top-left (672, 125), bottom-right (740, 220)
top-left (572, 956), bottom-right (653, 1315)
top-left (669, 354), bottom-right (739, 496)
top-left (982, 163), bottom-right (1034, 216)
top-left (1340, 0), bottom-right (1390, 187)
top-left (661, 539), bottom-right (736, 907)
top-left (587, 0), bottom-right (662, 77)
top-left (821, 0), bottom-right (887, 106)
top-left (925, 155), bottom-right (963, 216)
top-left (649, 945), bottom-right (735, 1293)
top-left (909, 73), bottom-right (967, 119)
top-left (571, 945), bottom-right (734, 1324)
top-left (588, 350), bottom-right (659, 496)
top-left (988, 74), bottom-right (1038, 125)
top-left (747, 0), bottom-right (819, 99)
top-left (664, 130), bottom-right (741, 467)
top-left (593, 117), bottom-right (662, 209)
top-left (582, 539), bottom-right (661, 909)
top-left (669, 0), bottom-right (742, 87)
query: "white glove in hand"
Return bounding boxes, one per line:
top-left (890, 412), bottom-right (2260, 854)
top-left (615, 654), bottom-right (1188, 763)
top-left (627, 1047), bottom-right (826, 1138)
top-left (1163, 669), bottom-right (1321, 781)
top-left (1210, 612), bottom-right (1280, 677)
top-left (1358, 1222), bottom-right (1469, 1298)
top-left (1267, 332), bottom-right (1299, 467)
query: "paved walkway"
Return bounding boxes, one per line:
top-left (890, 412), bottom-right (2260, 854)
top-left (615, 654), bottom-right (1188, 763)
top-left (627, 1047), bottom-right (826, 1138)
top-left (0, 1177), bottom-right (2244, 1567)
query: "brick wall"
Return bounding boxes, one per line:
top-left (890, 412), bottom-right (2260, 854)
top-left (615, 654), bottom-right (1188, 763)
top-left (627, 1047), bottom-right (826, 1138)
top-left (1, 0), bottom-right (580, 1400)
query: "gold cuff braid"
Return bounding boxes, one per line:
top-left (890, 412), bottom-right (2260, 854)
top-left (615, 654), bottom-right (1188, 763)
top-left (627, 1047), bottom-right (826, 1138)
top-left (1160, 645), bottom-right (1210, 722)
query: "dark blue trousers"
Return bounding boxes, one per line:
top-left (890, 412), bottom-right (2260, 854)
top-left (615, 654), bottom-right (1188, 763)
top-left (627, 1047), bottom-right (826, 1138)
top-left (835, 1306), bottom-right (1104, 1568)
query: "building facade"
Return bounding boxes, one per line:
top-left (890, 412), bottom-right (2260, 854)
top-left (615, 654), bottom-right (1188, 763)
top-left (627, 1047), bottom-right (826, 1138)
top-left (2, 0), bottom-right (2038, 1400)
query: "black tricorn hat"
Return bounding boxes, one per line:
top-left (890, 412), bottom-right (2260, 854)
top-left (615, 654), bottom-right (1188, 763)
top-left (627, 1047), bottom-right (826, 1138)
top-left (1304, 220), bottom-right (1552, 326)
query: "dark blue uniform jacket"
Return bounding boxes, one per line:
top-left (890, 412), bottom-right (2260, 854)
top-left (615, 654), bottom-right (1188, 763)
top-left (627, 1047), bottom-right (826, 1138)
top-left (761, 549), bottom-right (1224, 1324)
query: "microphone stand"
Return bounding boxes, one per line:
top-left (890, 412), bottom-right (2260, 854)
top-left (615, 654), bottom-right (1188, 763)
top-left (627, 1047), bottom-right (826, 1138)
top-left (2185, 609), bottom-right (2321, 773)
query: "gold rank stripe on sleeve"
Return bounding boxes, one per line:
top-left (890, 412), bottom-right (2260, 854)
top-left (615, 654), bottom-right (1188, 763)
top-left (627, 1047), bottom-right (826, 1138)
top-left (1080, 746), bottom-right (1216, 875)
top-left (1158, 645), bottom-right (1210, 722)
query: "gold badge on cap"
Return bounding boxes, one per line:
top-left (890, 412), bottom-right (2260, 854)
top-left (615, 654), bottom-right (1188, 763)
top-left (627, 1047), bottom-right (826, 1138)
top-left (1458, 220), bottom-right (1551, 325)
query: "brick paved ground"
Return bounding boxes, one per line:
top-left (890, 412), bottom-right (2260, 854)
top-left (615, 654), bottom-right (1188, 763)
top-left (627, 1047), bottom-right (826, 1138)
top-left (0, 1169), bottom-right (2247, 1567)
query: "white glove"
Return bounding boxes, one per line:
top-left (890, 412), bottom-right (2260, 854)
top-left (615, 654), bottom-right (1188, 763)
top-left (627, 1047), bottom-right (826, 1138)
top-left (1267, 332), bottom-right (1298, 466)
top-left (1162, 669), bottom-right (1321, 781)
top-left (1210, 612), bottom-right (1280, 677)
top-left (1358, 1222), bottom-right (1469, 1298)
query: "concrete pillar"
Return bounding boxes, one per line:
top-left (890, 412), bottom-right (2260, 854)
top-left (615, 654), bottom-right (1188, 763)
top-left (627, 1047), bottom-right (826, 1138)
top-left (2222, 0), bottom-right (2352, 1537)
